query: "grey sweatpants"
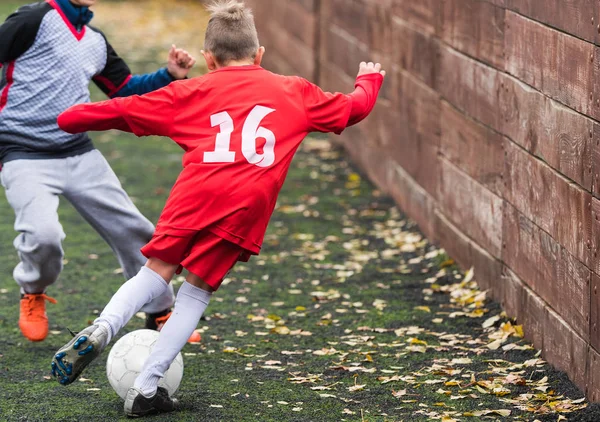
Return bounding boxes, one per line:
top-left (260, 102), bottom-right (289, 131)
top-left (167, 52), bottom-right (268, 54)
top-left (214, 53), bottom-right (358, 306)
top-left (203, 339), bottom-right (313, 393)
top-left (0, 149), bottom-right (174, 313)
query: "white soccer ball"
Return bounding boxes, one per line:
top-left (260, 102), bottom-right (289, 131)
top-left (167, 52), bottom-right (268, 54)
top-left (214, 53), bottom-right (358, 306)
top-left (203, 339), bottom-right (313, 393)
top-left (106, 329), bottom-right (184, 400)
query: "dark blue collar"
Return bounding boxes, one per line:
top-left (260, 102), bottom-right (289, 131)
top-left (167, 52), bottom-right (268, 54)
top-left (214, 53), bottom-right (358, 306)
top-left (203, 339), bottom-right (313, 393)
top-left (54, 0), bottom-right (94, 30)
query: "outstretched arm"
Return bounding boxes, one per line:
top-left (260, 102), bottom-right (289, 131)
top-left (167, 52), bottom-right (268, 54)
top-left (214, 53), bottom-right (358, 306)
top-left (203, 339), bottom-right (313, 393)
top-left (303, 62), bottom-right (385, 134)
top-left (57, 99), bottom-right (133, 134)
top-left (58, 85), bottom-right (176, 137)
top-left (91, 29), bottom-right (195, 98)
top-left (347, 63), bottom-right (385, 126)
top-left (112, 46), bottom-right (196, 98)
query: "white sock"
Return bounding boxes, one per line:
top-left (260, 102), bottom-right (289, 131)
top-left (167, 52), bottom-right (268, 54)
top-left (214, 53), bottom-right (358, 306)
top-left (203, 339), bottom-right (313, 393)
top-left (94, 266), bottom-right (169, 343)
top-left (133, 281), bottom-right (212, 397)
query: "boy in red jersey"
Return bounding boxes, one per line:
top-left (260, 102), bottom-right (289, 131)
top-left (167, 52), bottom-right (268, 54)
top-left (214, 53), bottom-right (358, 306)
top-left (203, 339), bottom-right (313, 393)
top-left (51, 0), bottom-right (384, 416)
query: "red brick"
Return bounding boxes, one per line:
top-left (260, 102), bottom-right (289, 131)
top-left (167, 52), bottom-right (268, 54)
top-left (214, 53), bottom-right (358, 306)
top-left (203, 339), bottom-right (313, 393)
top-left (440, 101), bottom-right (504, 196)
top-left (588, 347), bottom-right (600, 401)
top-left (384, 108), bottom-right (440, 199)
top-left (391, 17), bottom-right (440, 89)
top-left (506, 0), bottom-right (598, 44)
top-left (500, 267), bottom-right (524, 322)
top-left (294, 0), bottom-right (317, 13)
top-left (591, 273), bottom-right (600, 352)
top-left (284, 1), bottom-right (318, 48)
top-left (438, 158), bottom-right (503, 257)
top-left (366, 0), bottom-right (394, 56)
top-left (592, 123), bottom-right (600, 198)
top-left (387, 161), bottom-right (437, 241)
top-left (505, 12), bottom-right (596, 119)
top-left (319, 63), bottom-right (356, 94)
top-left (503, 203), bottom-right (591, 341)
top-left (589, 198), bottom-right (600, 275)
top-left (394, 70), bottom-right (440, 142)
top-left (543, 306), bottom-right (588, 392)
top-left (266, 23), bottom-right (315, 79)
top-left (439, 0), bottom-right (505, 68)
top-left (435, 210), bottom-right (503, 295)
top-left (500, 74), bottom-right (594, 191)
top-left (504, 140), bottom-right (593, 267)
top-left (325, 25), bottom-right (369, 79)
top-left (502, 269), bottom-right (546, 350)
top-left (391, 0), bottom-right (441, 35)
top-left (330, 0), bottom-right (370, 43)
top-left (438, 46), bottom-right (502, 132)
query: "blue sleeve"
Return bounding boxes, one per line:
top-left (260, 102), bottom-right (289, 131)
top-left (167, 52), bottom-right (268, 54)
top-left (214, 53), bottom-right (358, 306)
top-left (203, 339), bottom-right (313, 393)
top-left (112, 68), bottom-right (175, 98)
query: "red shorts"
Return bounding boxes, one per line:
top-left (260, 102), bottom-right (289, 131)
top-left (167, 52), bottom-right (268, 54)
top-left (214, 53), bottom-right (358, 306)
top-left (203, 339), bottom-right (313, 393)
top-left (140, 230), bottom-right (250, 290)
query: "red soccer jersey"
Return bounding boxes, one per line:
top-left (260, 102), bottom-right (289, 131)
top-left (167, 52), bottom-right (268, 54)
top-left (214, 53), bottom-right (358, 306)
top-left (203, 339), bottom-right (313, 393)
top-left (58, 66), bottom-right (383, 254)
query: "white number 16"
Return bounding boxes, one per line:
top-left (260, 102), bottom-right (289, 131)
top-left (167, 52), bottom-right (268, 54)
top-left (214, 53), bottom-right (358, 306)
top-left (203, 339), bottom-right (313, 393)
top-left (203, 105), bottom-right (276, 167)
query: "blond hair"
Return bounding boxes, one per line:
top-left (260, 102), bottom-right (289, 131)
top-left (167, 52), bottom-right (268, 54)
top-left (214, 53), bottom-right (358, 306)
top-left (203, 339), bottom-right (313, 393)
top-left (204, 1), bottom-right (259, 65)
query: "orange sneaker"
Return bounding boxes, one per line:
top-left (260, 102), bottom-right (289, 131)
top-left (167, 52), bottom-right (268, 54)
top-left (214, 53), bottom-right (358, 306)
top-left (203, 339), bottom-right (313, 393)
top-left (145, 310), bottom-right (202, 343)
top-left (19, 293), bottom-right (57, 342)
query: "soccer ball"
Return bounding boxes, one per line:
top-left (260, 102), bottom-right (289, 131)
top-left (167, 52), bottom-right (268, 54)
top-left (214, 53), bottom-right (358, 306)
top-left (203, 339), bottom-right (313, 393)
top-left (106, 329), bottom-right (184, 399)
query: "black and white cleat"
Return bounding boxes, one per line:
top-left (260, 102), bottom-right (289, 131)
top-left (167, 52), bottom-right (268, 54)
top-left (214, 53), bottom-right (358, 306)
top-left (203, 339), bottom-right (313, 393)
top-left (124, 386), bottom-right (179, 417)
top-left (51, 324), bottom-right (109, 385)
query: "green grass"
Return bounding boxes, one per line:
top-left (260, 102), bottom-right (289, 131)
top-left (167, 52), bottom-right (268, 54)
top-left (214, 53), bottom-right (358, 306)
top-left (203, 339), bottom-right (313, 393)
top-left (0, 2), bottom-right (597, 421)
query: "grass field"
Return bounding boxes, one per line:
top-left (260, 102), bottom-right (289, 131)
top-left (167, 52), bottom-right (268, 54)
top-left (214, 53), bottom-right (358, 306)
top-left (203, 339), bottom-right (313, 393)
top-left (0, 1), bottom-right (598, 421)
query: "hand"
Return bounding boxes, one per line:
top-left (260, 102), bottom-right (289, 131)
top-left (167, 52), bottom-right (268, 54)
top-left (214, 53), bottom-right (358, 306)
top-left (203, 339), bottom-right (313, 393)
top-left (167, 45), bottom-right (196, 80)
top-left (357, 62), bottom-right (386, 78)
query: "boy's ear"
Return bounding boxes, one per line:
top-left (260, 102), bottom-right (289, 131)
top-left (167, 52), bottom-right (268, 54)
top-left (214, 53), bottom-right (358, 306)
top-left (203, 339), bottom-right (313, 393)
top-left (202, 50), bottom-right (218, 71)
top-left (254, 46), bottom-right (265, 66)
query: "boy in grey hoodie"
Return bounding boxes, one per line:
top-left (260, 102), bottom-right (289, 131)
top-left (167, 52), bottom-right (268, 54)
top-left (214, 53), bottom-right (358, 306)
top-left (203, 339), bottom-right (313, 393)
top-left (0, 0), bottom-right (199, 342)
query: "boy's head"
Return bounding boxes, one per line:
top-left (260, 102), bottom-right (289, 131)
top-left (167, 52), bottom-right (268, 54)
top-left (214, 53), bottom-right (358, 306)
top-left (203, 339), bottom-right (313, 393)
top-left (202, 1), bottom-right (264, 70)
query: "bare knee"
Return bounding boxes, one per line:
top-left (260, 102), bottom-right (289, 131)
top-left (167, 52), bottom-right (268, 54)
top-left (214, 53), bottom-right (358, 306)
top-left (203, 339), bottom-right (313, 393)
top-left (145, 257), bottom-right (179, 282)
top-left (186, 273), bottom-right (215, 292)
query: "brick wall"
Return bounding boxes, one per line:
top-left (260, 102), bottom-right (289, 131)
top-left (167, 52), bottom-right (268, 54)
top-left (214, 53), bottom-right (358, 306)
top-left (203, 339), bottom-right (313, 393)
top-left (244, 0), bottom-right (600, 399)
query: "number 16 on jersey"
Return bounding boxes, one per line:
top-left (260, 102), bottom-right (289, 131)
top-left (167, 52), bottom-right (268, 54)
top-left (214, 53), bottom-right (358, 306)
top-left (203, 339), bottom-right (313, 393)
top-left (204, 105), bottom-right (276, 168)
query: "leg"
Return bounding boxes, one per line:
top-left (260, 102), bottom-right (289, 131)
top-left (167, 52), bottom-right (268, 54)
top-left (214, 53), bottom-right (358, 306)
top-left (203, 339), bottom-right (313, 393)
top-left (95, 258), bottom-right (179, 341)
top-left (1, 160), bottom-right (66, 341)
top-left (125, 274), bottom-right (213, 417)
top-left (125, 233), bottom-right (241, 416)
top-left (62, 150), bottom-right (174, 313)
top-left (51, 258), bottom-right (178, 385)
top-left (2, 160), bottom-right (66, 294)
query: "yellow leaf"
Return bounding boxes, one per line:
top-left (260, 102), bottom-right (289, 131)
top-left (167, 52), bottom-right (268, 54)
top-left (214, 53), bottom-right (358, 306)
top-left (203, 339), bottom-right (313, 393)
top-left (270, 326), bottom-right (290, 335)
top-left (514, 324), bottom-right (524, 338)
top-left (440, 259), bottom-right (455, 268)
top-left (414, 306), bottom-right (431, 313)
top-left (348, 173), bottom-right (361, 182)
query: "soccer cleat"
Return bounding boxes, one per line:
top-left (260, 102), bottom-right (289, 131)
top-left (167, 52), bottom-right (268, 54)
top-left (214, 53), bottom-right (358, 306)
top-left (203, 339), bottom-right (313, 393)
top-left (51, 324), bottom-right (109, 385)
top-left (19, 293), bottom-right (57, 342)
top-left (145, 310), bottom-right (201, 343)
top-left (124, 386), bottom-right (178, 417)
